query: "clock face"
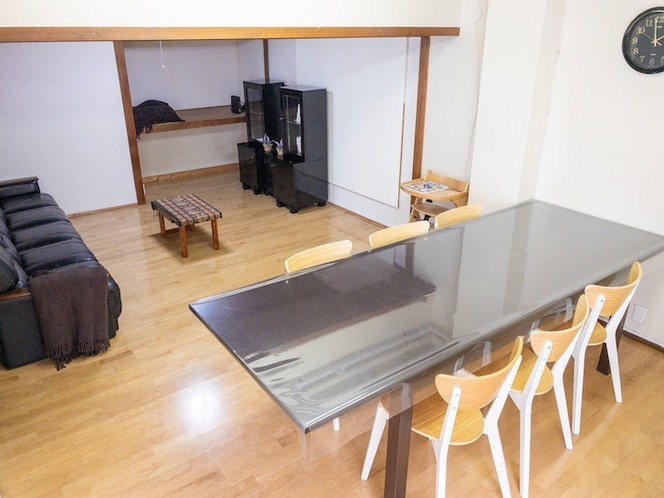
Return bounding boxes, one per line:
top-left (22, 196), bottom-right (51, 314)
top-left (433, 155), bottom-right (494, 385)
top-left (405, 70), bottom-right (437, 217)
top-left (623, 7), bottom-right (664, 74)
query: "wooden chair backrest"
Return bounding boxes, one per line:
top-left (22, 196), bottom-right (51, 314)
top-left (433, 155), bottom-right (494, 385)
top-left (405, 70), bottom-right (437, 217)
top-left (584, 261), bottom-right (642, 316)
top-left (434, 203), bottom-right (482, 229)
top-left (423, 170), bottom-right (469, 193)
top-left (369, 220), bottom-right (430, 248)
top-left (435, 336), bottom-right (523, 411)
top-left (285, 239), bottom-right (353, 273)
top-left (530, 294), bottom-right (589, 362)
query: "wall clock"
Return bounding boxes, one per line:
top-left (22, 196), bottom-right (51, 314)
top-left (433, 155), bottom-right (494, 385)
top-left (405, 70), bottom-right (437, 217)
top-left (623, 7), bottom-right (664, 73)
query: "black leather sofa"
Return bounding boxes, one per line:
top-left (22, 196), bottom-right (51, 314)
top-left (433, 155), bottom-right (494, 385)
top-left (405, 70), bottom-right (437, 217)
top-left (0, 176), bottom-right (122, 369)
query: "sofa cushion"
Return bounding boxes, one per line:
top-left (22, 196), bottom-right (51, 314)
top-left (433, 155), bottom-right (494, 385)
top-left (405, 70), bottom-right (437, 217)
top-left (12, 220), bottom-right (82, 251)
top-left (1, 233), bottom-right (21, 263)
top-left (0, 193), bottom-right (59, 215)
top-left (0, 245), bottom-right (18, 293)
top-left (5, 205), bottom-right (69, 231)
top-left (21, 238), bottom-right (97, 276)
top-left (0, 217), bottom-right (9, 238)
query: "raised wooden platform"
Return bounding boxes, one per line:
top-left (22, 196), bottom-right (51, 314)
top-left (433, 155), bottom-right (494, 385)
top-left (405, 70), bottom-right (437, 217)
top-left (150, 105), bottom-right (246, 133)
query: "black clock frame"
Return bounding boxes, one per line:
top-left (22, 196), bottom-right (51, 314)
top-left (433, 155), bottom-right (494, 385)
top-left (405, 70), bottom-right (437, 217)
top-left (623, 7), bottom-right (664, 74)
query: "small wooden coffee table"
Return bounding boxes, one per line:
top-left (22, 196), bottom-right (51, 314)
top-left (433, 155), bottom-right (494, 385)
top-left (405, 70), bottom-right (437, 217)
top-left (151, 194), bottom-right (222, 258)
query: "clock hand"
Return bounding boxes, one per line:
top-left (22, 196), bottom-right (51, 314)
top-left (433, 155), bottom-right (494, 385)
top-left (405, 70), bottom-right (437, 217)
top-left (654, 18), bottom-right (662, 46)
top-left (654, 29), bottom-right (664, 45)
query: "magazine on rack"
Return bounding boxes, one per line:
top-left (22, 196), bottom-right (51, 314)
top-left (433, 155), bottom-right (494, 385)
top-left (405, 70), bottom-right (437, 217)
top-left (406, 181), bottom-right (450, 194)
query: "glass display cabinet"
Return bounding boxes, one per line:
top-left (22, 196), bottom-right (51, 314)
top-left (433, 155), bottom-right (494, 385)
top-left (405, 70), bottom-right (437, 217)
top-left (238, 80), bottom-right (283, 195)
top-left (268, 86), bottom-right (328, 213)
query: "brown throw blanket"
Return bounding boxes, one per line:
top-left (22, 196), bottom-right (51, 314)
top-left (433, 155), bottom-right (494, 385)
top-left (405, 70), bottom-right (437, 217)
top-left (30, 265), bottom-right (110, 370)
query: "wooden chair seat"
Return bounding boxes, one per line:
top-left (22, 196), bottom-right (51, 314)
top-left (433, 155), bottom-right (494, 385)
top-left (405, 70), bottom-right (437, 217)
top-left (411, 394), bottom-right (485, 445)
top-left (510, 347), bottom-right (553, 395)
top-left (587, 321), bottom-right (608, 346)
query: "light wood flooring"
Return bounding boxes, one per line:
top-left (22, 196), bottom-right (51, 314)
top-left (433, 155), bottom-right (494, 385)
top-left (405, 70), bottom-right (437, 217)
top-left (1, 170), bottom-right (663, 497)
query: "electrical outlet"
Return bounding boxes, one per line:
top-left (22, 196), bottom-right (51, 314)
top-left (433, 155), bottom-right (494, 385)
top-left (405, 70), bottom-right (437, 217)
top-left (631, 304), bottom-right (647, 325)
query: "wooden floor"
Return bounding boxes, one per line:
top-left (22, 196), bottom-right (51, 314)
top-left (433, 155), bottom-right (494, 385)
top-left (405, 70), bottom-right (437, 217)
top-left (1, 170), bottom-right (663, 497)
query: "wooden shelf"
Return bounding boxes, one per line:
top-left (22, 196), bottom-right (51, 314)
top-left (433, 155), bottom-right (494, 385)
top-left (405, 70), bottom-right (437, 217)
top-left (150, 105), bottom-right (246, 133)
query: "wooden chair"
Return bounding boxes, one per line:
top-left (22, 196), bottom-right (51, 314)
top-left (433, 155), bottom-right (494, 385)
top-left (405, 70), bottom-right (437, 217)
top-left (508, 294), bottom-right (590, 498)
top-left (284, 240), bottom-right (353, 273)
top-left (434, 203), bottom-right (482, 229)
top-left (368, 220), bottom-right (430, 248)
top-left (361, 336), bottom-right (524, 498)
top-left (400, 170), bottom-right (470, 222)
top-left (571, 261), bottom-right (642, 436)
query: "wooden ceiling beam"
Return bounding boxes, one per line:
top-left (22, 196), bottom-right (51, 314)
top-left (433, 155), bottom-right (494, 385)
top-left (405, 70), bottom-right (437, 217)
top-left (0, 26), bottom-right (459, 43)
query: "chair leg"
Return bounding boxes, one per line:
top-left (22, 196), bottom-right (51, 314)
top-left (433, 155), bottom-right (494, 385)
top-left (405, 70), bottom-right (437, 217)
top-left (433, 439), bottom-right (450, 498)
top-left (482, 340), bottom-right (493, 367)
top-left (361, 402), bottom-right (389, 480)
top-left (486, 427), bottom-right (512, 498)
top-left (552, 375), bottom-right (573, 450)
top-left (333, 417), bottom-right (340, 431)
top-left (519, 398), bottom-right (532, 498)
top-left (572, 351), bottom-right (586, 435)
top-left (605, 336), bottom-right (623, 403)
top-left (509, 390), bottom-right (532, 498)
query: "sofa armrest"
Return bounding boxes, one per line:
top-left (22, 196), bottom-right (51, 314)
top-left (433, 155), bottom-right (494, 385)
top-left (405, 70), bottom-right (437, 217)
top-left (0, 177), bottom-right (40, 200)
top-left (0, 291), bottom-right (46, 369)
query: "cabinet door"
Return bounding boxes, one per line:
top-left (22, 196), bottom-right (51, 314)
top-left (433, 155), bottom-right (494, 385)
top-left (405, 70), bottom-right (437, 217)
top-left (243, 81), bottom-right (284, 143)
top-left (282, 92), bottom-right (303, 160)
top-left (244, 84), bottom-right (266, 141)
top-left (238, 142), bottom-right (260, 194)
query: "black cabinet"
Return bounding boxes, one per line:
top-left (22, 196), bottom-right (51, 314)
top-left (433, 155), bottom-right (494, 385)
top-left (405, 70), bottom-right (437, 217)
top-left (269, 86), bottom-right (328, 213)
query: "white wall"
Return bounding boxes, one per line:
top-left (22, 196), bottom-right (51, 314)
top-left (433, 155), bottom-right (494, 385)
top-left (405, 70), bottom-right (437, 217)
top-left (124, 40), bottom-right (243, 109)
top-left (468, 0), bottom-right (560, 213)
top-left (422, 0), bottom-right (488, 183)
top-left (0, 0), bottom-right (461, 28)
top-left (536, 0), bottom-right (664, 235)
top-left (465, 0), bottom-right (664, 342)
top-left (0, 42), bottom-right (136, 214)
top-left (123, 40), bottom-right (251, 177)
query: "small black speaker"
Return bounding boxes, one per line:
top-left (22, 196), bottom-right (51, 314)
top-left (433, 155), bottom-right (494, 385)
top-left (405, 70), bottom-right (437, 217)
top-left (231, 95), bottom-right (243, 114)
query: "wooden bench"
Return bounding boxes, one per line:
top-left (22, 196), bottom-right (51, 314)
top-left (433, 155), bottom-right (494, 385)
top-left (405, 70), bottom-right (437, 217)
top-left (151, 194), bottom-right (222, 258)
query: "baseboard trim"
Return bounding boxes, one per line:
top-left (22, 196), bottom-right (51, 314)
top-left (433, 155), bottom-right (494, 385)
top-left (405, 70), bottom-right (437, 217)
top-left (623, 330), bottom-right (664, 352)
top-left (142, 163), bottom-right (238, 184)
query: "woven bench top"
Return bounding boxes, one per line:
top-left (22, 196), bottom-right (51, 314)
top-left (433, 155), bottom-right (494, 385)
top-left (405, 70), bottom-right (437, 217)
top-left (151, 194), bottom-right (222, 226)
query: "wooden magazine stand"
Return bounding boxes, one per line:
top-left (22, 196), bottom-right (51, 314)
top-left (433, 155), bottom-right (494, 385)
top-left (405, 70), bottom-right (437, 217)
top-left (400, 170), bottom-right (469, 222)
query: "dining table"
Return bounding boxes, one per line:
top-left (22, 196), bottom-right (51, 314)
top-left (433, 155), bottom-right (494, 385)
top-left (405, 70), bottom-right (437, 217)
top-left (189, 200), bottom-right (664, 497)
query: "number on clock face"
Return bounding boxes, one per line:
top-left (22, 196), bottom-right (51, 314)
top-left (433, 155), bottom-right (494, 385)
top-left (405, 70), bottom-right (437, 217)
top-left (623, 8), bottom-right (664, 74)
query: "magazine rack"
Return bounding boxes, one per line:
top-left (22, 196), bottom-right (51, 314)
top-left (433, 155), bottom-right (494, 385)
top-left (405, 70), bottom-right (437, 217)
top-left (400, 170), bottom-right (469, 221)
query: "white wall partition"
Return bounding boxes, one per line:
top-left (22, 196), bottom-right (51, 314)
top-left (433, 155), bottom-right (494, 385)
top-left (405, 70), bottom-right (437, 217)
top-left (272, 38), bottom-right (414, 210)
top-left (0, 42), bottom-right (136, 214)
